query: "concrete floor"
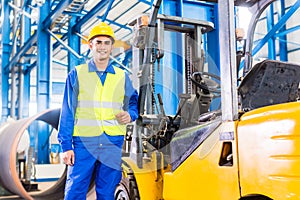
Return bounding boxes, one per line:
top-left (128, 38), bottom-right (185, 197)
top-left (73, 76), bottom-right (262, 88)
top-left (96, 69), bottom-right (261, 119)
top-left (0, 182), bottom-right (96, 200)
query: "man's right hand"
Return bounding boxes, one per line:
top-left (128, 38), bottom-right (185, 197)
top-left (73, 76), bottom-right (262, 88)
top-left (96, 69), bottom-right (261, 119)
top-left (62, 150), bottom-right (75, 166)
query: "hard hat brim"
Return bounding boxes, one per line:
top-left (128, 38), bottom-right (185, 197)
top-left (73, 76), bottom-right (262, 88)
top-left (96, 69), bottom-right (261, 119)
top-left (88, 35), bottom-right (115, 44)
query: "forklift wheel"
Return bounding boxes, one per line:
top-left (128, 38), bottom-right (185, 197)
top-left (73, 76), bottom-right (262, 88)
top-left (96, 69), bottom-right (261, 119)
top-left (115, 173), bottom-right (140, 200)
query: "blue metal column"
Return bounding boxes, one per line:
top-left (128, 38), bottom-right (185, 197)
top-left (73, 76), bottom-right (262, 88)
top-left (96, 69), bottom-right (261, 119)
top-left (73, 0), bottom-right (109, 31)
top-left (266, 4), bottom-right (276, 59)
top-left (68, 17), bottom-right (81, 71)
top-left (21, 5), bottom-right (32, 119)
top-left (205, 3), bottom-right (219, 73)
top-left (206, 3), bottom-right (220, 110)
top-left (157, 0), bottom-right (183, 115)
top-left (1, 0), bottom-right (11, 122)
top-left (36, 1), bottom-right (51, 164)
top-left (22, 68), bottom-right (30, 118)
top-left (278, 0), bottom-right (288, 61)
top-left (176, 0), bottom-right (184, 96)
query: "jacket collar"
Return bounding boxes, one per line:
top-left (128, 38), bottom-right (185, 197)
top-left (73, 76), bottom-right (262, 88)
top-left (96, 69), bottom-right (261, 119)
top-left (88, 59), bottom-right (115, 74)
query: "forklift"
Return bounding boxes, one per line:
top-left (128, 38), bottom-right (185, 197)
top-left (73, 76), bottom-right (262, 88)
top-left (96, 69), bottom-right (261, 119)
top-left (114, 0), bottom-right (300, 200)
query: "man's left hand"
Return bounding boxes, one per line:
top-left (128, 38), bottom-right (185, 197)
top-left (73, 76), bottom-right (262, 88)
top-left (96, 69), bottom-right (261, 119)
top-left (115, 111), bottom-right (131, 124)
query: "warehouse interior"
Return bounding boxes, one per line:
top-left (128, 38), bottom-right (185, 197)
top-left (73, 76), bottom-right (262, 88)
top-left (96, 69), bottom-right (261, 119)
top-left (1, 0), bottom-right (300, 199)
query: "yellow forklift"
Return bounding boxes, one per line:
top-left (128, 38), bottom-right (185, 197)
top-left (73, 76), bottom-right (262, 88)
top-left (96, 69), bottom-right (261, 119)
top-left (114, 0), bottom-right (300, 200)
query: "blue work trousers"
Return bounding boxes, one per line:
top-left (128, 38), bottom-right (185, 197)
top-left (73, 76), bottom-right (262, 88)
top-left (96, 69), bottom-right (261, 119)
top-left (64, 133), bottom-right (124, 200)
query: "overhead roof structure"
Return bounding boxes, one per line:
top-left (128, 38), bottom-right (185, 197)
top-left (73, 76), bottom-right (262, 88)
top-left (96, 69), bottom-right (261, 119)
top-left (0, 0), bottom-right (153, 120)
top-left (1, 0), bottom-right (152, 71)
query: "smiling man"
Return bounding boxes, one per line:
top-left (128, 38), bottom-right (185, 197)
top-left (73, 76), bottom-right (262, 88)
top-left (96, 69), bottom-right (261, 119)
top-left (57, 22), bottom-right (139, 200)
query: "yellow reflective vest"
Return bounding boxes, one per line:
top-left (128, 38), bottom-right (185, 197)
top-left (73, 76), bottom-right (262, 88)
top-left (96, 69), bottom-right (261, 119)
top-left (73, 64), bottom-right (126, 136)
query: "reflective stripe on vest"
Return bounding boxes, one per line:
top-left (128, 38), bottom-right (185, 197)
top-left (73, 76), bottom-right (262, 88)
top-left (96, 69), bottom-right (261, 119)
top-left (73, 64), bottom-right (126, 136)
top-left (77, 101), bottom-right (123, 109)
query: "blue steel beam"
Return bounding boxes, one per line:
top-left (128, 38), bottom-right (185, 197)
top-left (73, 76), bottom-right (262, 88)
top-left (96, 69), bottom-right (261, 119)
top-left (7, 2), bottom-right (23, 53)
top-left (1, 0), bottom-right (11, 121)
top-left (37, 1), bottom-right (51, 111)
top-left (68, 12), bottom-right (81, 71)
top-left (4, 32), bottom-right (37, 74)
top-left (4, 0), bottom-right (35, 72)
top-left (53, 59), bottom-right (68, 67)
top-left (288, 47), bottom-right (300, 53)
top-left (176, 0), bottom-right (183, 96)
top-left (99, 18), bottom-right (133, 34)
top-left (42, 0), bottom-right (74, 29)
top-left (138, 0), bottom-right (152, 5)
top-left (47, 29), bottom-right (82, 59)
top-left (36, 1), bottom-right (51, 164)
top-left (105, 0), bottom-right (138, 34)
top-left (72, 0), bottom-right (109, 32)
top-left (20, 2), bottom-right (33, 119)
top-left (183, 0), bottom-right (215, 7)
top-left (278, 0), bottom-right (288, 61)
top-left (252, 0), bottom-right (300, 57)
top-left (64, 11), bottom-right (85, 17)
top-left (275, 25), bottom-right (300, 37)
top-left (266, 4), bottom-right (276, 59)
top-left (54, 1), bottom-right (132, 51)
top-left (23, 61), bottom-right (36, 74)
top-left (101, 0), bottom-right (114, 21)
top-left (53, 0), bottom-right (110, 55)
top-left (22, 73), bottom-right (30, 117)
top-left (52, 0), bottom-right (115, 71)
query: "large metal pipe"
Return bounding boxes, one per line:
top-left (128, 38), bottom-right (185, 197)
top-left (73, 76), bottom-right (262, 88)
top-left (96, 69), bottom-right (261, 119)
top-left (0, 108), bottom-right (66, 200)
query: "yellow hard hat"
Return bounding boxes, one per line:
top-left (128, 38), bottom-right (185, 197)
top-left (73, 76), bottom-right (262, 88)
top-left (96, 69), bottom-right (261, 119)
top-left (88, 22), bottom-right (116, 43)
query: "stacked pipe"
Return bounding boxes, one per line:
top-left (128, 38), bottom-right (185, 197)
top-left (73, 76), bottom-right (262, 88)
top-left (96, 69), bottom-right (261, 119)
top-left (0, 108), bottom-right (66, 200)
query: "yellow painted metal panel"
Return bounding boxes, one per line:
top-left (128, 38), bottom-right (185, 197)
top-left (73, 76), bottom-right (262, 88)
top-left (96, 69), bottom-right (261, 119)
top-left (238, 102), bottom-right (300, 199)
top-left (163, 125), bottom-right (240, 199)
top-left (122, 156), bottom-right (164, 200)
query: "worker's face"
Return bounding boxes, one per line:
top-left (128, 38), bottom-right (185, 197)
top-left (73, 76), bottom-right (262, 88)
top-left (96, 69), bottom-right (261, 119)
top-left (89, 36), bottom-right (113, 62)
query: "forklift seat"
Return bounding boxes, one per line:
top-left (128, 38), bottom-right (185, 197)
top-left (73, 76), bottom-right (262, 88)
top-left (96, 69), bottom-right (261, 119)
top-left (238, 60), bottom-right (300, 111)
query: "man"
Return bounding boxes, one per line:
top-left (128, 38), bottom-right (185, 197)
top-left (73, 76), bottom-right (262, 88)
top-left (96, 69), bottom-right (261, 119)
top-left (57, 22), bottom-right (138, 200)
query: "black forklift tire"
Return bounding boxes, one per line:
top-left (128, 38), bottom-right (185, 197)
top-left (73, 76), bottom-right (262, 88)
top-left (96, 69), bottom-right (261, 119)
top-left (240, 195), bottom-right (273, 200)
top-left (115, 173), bottom-right (140, 200)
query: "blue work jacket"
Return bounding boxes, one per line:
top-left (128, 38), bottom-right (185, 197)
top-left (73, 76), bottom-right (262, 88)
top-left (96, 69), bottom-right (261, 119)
top-left (57, 59), bottom-right (139, 152)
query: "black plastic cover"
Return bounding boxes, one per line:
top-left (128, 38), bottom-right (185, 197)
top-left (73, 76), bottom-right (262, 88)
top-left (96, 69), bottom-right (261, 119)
top-left (239, 60), bottom-right (300, 111)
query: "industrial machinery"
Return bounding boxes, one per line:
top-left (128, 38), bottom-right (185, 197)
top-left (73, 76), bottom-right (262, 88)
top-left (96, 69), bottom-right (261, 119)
top-left (114, 0), bottom-right (300, 200)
